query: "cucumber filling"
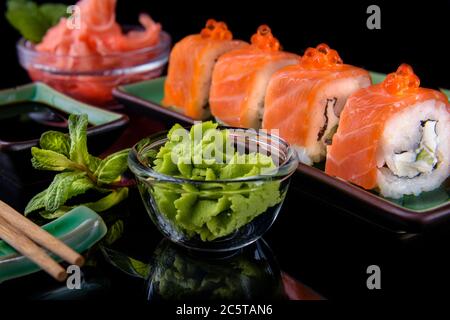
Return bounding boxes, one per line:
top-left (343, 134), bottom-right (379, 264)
top-left (324, 125), bottom-right (338, 146)
top-left (389, 120), bottom-right (438, 178)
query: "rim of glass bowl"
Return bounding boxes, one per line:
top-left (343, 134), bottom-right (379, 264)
top-left (16, 30), bottom-right (171, 76)
top-left (128, 127), bottom-right (299, 185)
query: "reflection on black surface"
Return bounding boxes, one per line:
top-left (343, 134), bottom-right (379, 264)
top-left (146, 239), bottom-right (285, 301)
top-left (0, 102), bottom-right (69, 142)
top-left (0, 266), bottom-right (112, 300)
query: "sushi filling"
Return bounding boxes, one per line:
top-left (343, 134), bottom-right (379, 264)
top-left (388, 120), bottom-right (438, 178)
top-left (317, 97), bottom-right (339, 145)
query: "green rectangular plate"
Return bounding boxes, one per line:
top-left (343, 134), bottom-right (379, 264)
top-left (0, 82), bottom-right (122, 125)
top-left (440, 88), bottom-right (450, 98)
top-left (114, 77), bottom-right (197, 124)
top-left (0, 82), bottom-right (129, 151)
top-left (0, 206), bottom-right (107, 283)
top-left (115, 72), bottom-right (386, 102)
top-left (368, 72), bottom-right (450, 99)
top-left (113, 74), bottom-right (450, 230)
top-left (117, 77), bottom-right (165, 106)
top-left (369, 71), bottom-right (387, 84)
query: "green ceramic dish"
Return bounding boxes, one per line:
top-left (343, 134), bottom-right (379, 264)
top-left (440, 88), bottom-right (450, 98)
top-left (0, 206), bottom-right (107, 283)
top-left (114, 77), bottom-right (196, 124)
top-left (369, 71), bottom-right (386, 84)
top-left (368, 72), bottom-right (450, 99)
top-left (116, 77), bottom-right (165, 108)
top-left (0, 82), bottom-right (129, 151)
top-left (0, 82), bottom-right (129, 188)
top-left (114, 74), bottom-right (450, 231)
top-left (113, 72), bottom-right (387, 112)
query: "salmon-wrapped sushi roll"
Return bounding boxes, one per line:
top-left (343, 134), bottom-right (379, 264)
top-left (326, 64), bottom-right (450, 199)
top-left (162, 19), bottom-right (247, 119)
top-left (262, 44), bottom-right (371, 165)
top-left (209, 25), bottom-right (299, 128)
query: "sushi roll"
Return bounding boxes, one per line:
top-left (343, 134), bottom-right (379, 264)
top-left (162, 19), bottom-right (247, 120)
top-left (325, 64), bottom-right (450, 199)
top-left (262, 44), bottom-right (371, 165)
top-left (209, 25), bottom-right (299, 128)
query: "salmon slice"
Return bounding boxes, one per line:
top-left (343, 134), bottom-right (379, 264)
top-left (325, 64), bottom-right (449, 190)
top-left (209, 25), bottom-right (299, 128)
top-left (162, 20), bottom-right (247, 120)
top-left (262, 44), bottom-right (371, 164)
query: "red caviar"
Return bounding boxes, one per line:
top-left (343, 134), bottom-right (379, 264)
top-left (250, 25), bottom-right (281, 51)
top-left (200, 19), bottom-right (232, 40)
top-left (300, 43), bottom-right (343, 69)
top-left (383, 64), bottom-right (420, 95)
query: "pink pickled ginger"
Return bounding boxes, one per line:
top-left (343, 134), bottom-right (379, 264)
top-left (36, 0), bottom-right (161, 56)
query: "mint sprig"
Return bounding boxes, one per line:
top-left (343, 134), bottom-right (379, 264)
top-left (6, 0), bottom-right (68, 43)
top-left (25, 114), bottom-right (131, 219)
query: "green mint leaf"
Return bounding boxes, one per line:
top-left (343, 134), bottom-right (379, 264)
top-left (24, 189), bottom-right (48, 215)
top-left (39, 206), bottom-right (71, 220)
top-left (100, 247), bottom-right (149, 278)
top-left (40, 131), bottom-right (70, 157)
top-left (128, 256), bottom-right (151, 279)
top-left (6, 0), bottom-right (50, 43)
top-left (31, 147), bottom-right (79, 171)
top-left (69, 174), bottom-right (96, 197)
top-left (39, 3), bottom-right (67, 26)
top-left (103, 220), bottom-right (125, 246)
top-left (68, 114), bottom-right (91, 167)
top-left (94, 149), bottom-right (130, 184)
top-left (45, 171), bottom-right (87, 212)
top-left (6, 0), bottom-right (67, 43)
top-left (84, 188), bottom-right (129, 212)
top-left (93, 185), bottom-right (114, 194)
top-left (30, 174), bottom-right (93, 218)
top-left (87, 155), bottom-right (102, 173)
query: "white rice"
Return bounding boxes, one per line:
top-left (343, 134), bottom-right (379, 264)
top-left (377, 99), bottom-right (450, 199)
top-left (296, 75), bottom-right (371, 164)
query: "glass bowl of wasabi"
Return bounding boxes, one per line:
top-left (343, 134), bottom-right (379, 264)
top-left (128, 121), bottom-right (298, 252)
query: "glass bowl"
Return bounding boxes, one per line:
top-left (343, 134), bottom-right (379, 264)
top-left (146, 238), bottom-right (284, 301)
top-left (128, 127), bottom-right (298, 252)
top-left (17, 30), bottom-right (171, 106)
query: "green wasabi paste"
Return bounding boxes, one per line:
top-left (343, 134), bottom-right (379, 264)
top-left (150, 121), bottom-right (282, 241)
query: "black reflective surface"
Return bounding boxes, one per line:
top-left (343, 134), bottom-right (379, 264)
top-left (0, 0), bottom-right (449, 301)
top-left (1, 161), bottom-right (450, 300)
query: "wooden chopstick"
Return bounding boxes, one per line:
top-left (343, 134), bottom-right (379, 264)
top-left (0, 200), bottom-right (85, 267)
top-left (0, 215), bottom-right (67, 281)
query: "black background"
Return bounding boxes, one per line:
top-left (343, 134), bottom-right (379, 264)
top-left (1, 0), bottom-right (449, 89)
top-left (1, 0), bottom-right (450, 302)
